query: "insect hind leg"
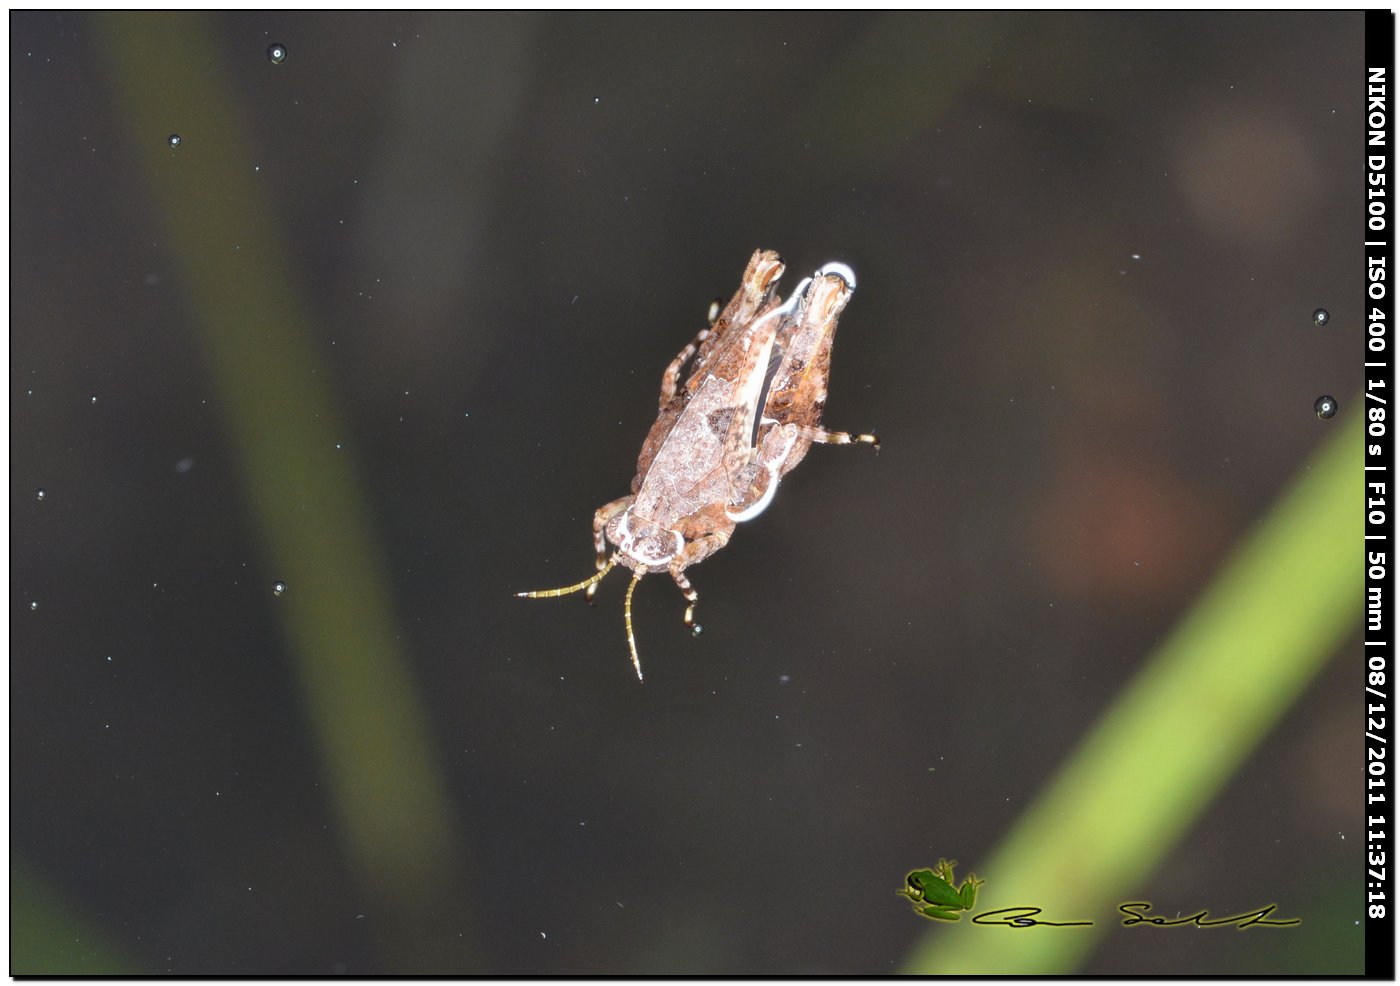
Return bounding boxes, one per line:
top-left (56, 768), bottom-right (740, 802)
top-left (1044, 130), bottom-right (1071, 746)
top-left (799, 425), bottom-right (881, 453)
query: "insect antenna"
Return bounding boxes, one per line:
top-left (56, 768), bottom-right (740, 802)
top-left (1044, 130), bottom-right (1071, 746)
top-left (516, 554), bottom-right (618, 599)
top-left (623, 571), bottom-right (644, 682)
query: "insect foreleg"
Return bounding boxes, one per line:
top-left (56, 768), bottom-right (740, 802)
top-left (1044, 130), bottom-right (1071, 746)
top-left (669, 568), bottom-right (701, 634)
top-left (589, 497), bottom-right (632, 602)
top-left (669, 529), bottom-right (732, 634)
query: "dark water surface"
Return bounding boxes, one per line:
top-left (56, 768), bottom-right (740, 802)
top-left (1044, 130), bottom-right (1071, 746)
top-left (11, 11), bottom-right (1365, 974)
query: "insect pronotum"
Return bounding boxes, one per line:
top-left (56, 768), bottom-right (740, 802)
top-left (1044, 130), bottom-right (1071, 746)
top-left (517, 249), bottom-right (878, 681)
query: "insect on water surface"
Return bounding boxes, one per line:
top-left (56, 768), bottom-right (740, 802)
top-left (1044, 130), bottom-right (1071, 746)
top-left (517, 249), bottom-right (879, 681)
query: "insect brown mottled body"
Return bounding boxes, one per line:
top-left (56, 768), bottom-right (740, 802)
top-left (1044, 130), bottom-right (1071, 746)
top-left (517, 249), bottom-right (878, 681)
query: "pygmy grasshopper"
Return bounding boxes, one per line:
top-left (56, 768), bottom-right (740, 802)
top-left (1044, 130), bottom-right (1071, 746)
top-left (518, 249), bottom-right (878, 681)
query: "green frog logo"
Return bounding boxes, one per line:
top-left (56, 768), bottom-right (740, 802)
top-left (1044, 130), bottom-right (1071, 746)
top-left (899, 859), bottom-right (985, 921)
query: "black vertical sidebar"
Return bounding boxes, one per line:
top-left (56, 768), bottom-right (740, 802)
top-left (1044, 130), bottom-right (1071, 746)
top-left (1365, 9), bottom-right (1395, 981)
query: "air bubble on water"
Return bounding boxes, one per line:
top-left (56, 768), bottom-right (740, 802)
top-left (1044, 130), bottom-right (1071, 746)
top-left (29, 601), bottom-right (39, 611)
top-left (89, 395), bottom-right (98, 405)
top-left (1313, 308), bottom-right (1330, 327)
top-left (167, 134), bottom-right (182, 147)
top-left (36, 488), bottom-right (46, 501)
top-left (267, 43), bottom-right (287, 65)
top-left (1314, 395), bottom-right (1337, 419)
top-left (272, 581), bottom-right (287, 596)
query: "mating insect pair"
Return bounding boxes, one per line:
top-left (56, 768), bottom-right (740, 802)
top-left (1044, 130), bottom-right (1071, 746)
top-left (517, 249), bottom-right (878, 681)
